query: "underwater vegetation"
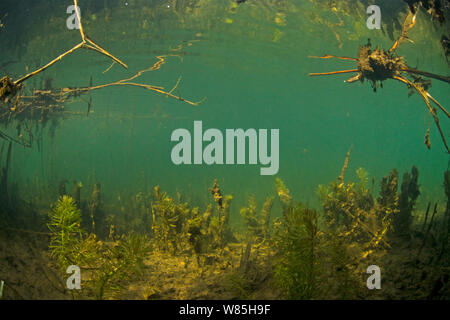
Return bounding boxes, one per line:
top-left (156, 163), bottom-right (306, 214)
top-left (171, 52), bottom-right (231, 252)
top-left (0, 142), bottom-right (12, 215)
top-left (440, 170), bottom-right (450, 260)
top-left (150, 181), bottom-right (235, 257)
top-left (272, 158), bottom-right (396, 299)
top-left (0, 148), bottom-right (448, 299)
top-left (268, 146), bottom-right (449, 299)
top-left (273, 172), bottom-right (447, 299)
top-left (395, 166), bottom-right (420, 236)
top-left (240, 195), bottom-right (274, 243)
top-left (21, 158), bottom-right (444, 300)
top-left (48, 196), bottom-right (83, 271)
top-left (48, 195), bottom-right (151, 299)
top-left (272, 200), bottom-right (321, 299)
top-left (43, 179), bottom-right (240, 299)
top-left (405, 0), bottom-right (449, 23)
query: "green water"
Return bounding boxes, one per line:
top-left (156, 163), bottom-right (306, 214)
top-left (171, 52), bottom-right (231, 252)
top-left (1, 0), bottom-right (449, 223)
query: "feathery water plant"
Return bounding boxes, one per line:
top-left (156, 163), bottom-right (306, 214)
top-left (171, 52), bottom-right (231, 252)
top-left (47, 195), bottom-right (83, 271)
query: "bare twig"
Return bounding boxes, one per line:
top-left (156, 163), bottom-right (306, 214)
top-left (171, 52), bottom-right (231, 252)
top-left (14, 1), bottom-right (127, 86)
top-left (1, 3), bottom-right (205, 147)
top-left (417, 202), bottom-right (438, 258)
top-left (338, 145), bottom-right (353, 183)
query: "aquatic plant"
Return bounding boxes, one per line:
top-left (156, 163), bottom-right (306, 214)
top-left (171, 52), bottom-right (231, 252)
top-left (203, 179), bottom-right (233, 249)
top-left (318, 167), bottom-right (397, 298)
top-left (81, 233), bottom-right (151, 300)
top-left (240, 195), bottom-right (275, 242)
top-left (272, 151), bottom-right (397, 298)
top-left (272, 198), bottom-right (321, 300)
top-left (208, 194), bottom-right (234, 249)
top-left (240, 196), bottom-right (260, 240)
top-left (225, 271), bottom-right (252, 300)
top-left (405, 0), bottom-right (448, 23)
top-left (0, 142), bottom-right (12, 216)
top-left (438, 170), bottom-right (450, 261)
top-left (151, 185), bottom-right (191, 254)
top-left (275, 178), bottom-right (292, 211)
top-left (106, 191), bottom-right (151, 235)
top-left (324, 167), bottom-right (397, 251)
top-left (185, 204), bottom-right (223, 263)
top-left (47, 196), bottom-right (83, 271)
top-left (224, 239), bottom-right (273, 300)
top-left (72, 180), bottom-right (83, 208)
top-left (396, 166), bottom-right (420, 236)
top-left (147, 181), bottom-right (235, 262)
top-left (209, 179), bottom-right (223, 210)
top-left (185, 207), bottom-right (206, 257)
top-left (272, 177), bottom-right (322, 299)
top-left (58, 180), bottom-right (68, 198)
top-left (47, 194), bottom-right (152, 299)
top-left (88, 182), bottom-right (107, 237)
top-left (320, 168), bottom-right (375, 227)
top-left (378, 169), bottom-right (399, 215)
top-left (417, 170), bottom-right (450, 263)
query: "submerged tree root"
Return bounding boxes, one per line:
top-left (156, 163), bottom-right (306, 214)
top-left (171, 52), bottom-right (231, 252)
top-left (309, 7), bottom-right (449, 153)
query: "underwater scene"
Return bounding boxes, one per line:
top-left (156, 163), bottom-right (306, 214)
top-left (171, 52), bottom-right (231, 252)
top-left (0, 0), bottom-right (449, 301)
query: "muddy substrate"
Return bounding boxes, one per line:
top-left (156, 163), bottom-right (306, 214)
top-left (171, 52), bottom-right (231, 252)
top-left (0, 229), bottom-right (67, 299)
top-left (0, 228), bottom-right (448, 300)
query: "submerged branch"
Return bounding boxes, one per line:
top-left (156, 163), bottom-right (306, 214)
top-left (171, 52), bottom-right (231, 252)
top-left (309, 69), bottom-right (358, 76)
top-left (0, 1), bottom-right (204, 147)
top-left (394, 75), bottom-right (449, 153)
top-left (338, 145), bottom-right (353, 183)
top-left (402, 68), bottom-right (450, 84)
